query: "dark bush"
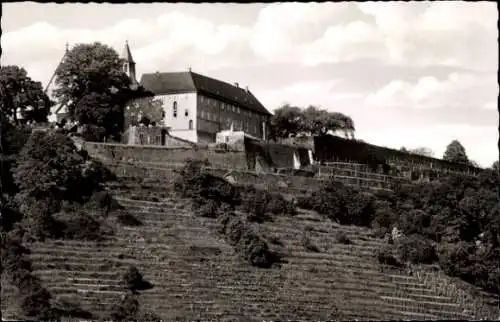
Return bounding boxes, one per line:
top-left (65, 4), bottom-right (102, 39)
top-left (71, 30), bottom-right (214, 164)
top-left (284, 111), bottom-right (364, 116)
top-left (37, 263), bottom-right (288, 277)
top-left (302, 235), bottom-right (321, 252)
top-left (194, 198), bottom-right (222, 218)
top-left (54, 211), bottom-right (103, 241)
top-left (123, 266), bottom-right (144, 293)
top-left (220, 215), bottom-right (279, 268)
top-left (20, 285), bottom-right (53, 319)
top-left (52, 298), bottom-right (93, 320)
top-left (397, 234), bottom-right (437, 264)
top-left (372, 208), bottom-right (398, 234)
top-left (116, 211), bottom-right (143, 227)
top-left (335, 232), bottom-right (351, 245)
top-left (377, 246), bottom-right (402, 267)
top-left (110, 293), bottom-right (140, 321)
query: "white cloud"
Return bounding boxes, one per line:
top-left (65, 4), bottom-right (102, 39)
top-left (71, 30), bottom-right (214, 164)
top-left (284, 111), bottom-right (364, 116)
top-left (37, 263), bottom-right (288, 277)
top-left (357, 1), bottom-right (498, 70)
top-left (365, 72), bottom-right (498, 110)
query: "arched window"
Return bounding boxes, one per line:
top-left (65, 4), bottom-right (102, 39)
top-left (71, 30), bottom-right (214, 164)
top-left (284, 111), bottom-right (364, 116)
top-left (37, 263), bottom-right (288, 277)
top-left (189, 120), bottom-right (193, 130)
top-left (173, 101), bottom-right (177, 117)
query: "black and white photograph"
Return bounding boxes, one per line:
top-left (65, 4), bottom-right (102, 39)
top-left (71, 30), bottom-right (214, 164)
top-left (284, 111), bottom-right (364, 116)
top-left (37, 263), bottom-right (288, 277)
top-left (1, 1), bottom-right (499, 321)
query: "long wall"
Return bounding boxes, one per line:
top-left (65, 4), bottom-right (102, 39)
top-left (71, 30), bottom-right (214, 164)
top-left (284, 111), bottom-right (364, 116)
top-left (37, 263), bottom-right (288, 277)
top-left (83, 142), bottom-right (249, 170)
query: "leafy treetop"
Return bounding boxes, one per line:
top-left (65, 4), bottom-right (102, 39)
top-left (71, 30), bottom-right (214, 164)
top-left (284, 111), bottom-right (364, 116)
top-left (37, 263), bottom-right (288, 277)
top-left (53, 42), bottom-right (147, 141)
top-left (269, 104), bottom-right (355, 140)
top-left (0, 65), bottom-right (52, 125)
top-left (443, 140), bottom-right (469, 165)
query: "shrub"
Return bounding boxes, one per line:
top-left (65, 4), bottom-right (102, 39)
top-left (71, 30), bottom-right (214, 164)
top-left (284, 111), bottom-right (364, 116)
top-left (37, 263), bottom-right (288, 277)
top-left (122, 265), bottom-right (152, 293)
top-left (116, 211), bottom-right (143, 226)
top-left (220, 215), bottom-right (279, 268)
top-left (110, 293), bottom-right (139, 321)
top-left (335, 232), bottom-right (351, 245)
top-left (397, 234), bottom-right (437, 264)
top-left (54, 211), bottom-right (103, 241)
top-left (194, 198), bottom-right (222, 218)
top-left (377, 246), bottom-right (402, 267)
top-left (372, 208), bottom-right (398, 235)
top-left (20, 285), bottom-right (54, 320)
top-left (302, 235), bottom-right (321, 252)
top-left (123, 266), bottom-right (144, 293)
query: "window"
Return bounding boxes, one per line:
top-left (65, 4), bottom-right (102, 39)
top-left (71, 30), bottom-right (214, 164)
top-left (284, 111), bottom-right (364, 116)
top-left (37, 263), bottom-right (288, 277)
top-left (185, 109), bottom-right (189, 117)
top-left (236, 107), bottom-right (240, 114)
top-left (200, 96), bottom-right (204, 103)
top-left (221, 103), bottom-right (225, 110)
top-left (189, 120), bottom-right (193, 130)
top-left (232, 105), bottom-right (235, 112)
top-left (173, 101), bottom-right (178, 117)
top-left (201, 111), bottom-right (206, 119)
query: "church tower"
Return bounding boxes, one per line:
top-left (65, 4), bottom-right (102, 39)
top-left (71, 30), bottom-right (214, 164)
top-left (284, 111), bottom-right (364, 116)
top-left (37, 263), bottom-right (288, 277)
top-left (121, 40), bottom-right (137, 84)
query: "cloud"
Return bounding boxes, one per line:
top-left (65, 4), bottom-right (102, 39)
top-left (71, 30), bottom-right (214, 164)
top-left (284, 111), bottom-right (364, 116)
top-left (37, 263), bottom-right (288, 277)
top-left (357, 1), bottom-right (498, 70)
top-left (365, 72), bottom-right (498, 110)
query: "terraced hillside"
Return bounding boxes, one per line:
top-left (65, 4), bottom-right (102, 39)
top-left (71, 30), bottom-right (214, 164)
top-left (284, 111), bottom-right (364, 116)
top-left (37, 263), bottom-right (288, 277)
top-left (3, 169), bottom-right (498, 321)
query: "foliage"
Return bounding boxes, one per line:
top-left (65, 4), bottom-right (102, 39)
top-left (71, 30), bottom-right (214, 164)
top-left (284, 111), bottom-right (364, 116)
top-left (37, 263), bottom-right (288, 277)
top-left (13, 131), bottom-right (84, 201)
top-left (116, 211), bottom-right (143, 226)
top-left (1, 234), bottom-right (58, 320)
top-left (0, 65), bottom-right (52, 125)
top-left (110, 293), bottom-right (140, 321)
top-left (221, 215), bottom-right (279, 268)
top-left (125, 96), bottom-right (165, 127)
top-left (269, 104), bottom-right (355, 139)
top-left (492, 160), bottom-right (499, 172)
top-left (335, 232), bottom-right (351, 245)
top-left (239, 186), bottom-right (296, 222)
top-left (53, 42), bottom-right (146, 141)
top-left (123, 266), bottom-right (144, 293)
top-left (396, 234), bottom-right (437, 264)
top-left (377, 246), bottom-right (402, 267)
top-left (52, 211), bottom-right (103, 241)
top-left (443, 139), bottom-right (469, 164)
top-left (300, 180), bottom-right (376, 227)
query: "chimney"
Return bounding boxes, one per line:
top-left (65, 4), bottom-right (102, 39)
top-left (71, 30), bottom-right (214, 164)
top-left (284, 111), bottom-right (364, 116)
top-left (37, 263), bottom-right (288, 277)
top-left (234, 82), bottom-right (239, 88)
top-left (245, 86), bottom-right (249, 93)
top-left (188, 67), bottom-right (192, 72)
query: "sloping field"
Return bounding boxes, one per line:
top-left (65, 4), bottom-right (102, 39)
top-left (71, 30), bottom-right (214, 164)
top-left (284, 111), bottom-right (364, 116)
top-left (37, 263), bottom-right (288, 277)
top-left (3, 175), bottom-right (497, 321)
top-left (2, 158), bottom-right (498, 321)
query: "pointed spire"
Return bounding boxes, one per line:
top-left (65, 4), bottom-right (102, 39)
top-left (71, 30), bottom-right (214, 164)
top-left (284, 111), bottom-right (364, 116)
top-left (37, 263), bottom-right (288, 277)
top-left (121, 40), bottom-right (135, 63)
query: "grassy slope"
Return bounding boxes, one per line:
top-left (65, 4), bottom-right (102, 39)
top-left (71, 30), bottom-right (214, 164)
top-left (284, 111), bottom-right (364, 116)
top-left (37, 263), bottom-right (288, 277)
top-left (2, 169), bottom-right (499, 320)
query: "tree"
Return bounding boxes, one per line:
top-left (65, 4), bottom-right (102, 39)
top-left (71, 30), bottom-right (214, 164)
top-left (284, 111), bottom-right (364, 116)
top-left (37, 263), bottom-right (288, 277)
top-left (53, 42), bottom-right (142, 141)
top-left (13, 131), bottom-right (84, 202)
top-left (125, 96), bottom-right (164, 127)
top-left (443, 140), bottom-right (469, 164)
top-left (492, 160), bottom-right (499, 171)
top-left (409, 147), bottom-right (434, 158)
top-left (269, 104), bottom-right (305, 139)
top-left (0, 65), bottom-right (52, 125)
top-left (269, 104), bottom-right (355, 139)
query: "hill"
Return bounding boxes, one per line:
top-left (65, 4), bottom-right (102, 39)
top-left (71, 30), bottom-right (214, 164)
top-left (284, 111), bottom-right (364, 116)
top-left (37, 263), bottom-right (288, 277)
top-left (2, 161), bottom-right (498, 321)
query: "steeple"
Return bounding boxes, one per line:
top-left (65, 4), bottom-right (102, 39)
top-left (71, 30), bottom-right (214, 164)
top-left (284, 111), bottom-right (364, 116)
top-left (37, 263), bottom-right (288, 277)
top-left (121, 40), bottom-right (137, 84)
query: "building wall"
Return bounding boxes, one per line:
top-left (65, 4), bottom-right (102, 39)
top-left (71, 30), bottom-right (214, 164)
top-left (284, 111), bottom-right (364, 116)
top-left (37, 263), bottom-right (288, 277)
top-left (156, 92), bottom-right (198, 142)
top-left (196, 93), bottom-right (269, 142)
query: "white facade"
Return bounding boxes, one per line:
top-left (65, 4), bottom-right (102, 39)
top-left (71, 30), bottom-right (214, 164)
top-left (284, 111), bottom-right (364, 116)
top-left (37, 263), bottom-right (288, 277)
top-left (156, 92), bottom-right (198, 142)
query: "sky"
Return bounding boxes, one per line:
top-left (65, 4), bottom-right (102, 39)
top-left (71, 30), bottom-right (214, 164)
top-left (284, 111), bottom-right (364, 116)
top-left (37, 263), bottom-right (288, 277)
top-left (2, 2), bottom-right (499, 167)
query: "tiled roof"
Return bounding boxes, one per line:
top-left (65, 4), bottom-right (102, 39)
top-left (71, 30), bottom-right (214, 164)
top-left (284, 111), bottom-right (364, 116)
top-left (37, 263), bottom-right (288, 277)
top-left (140, 71), bottom-right (272, 116)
